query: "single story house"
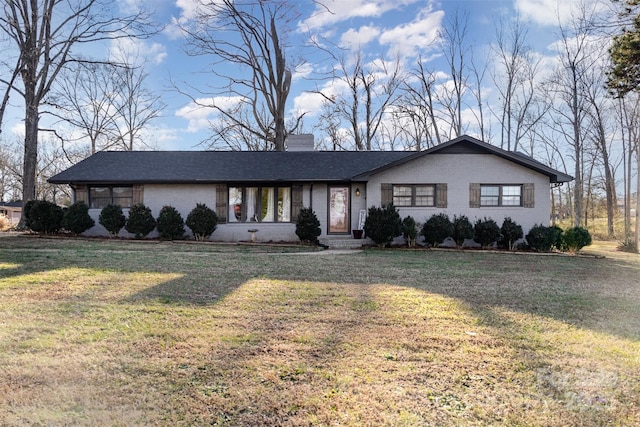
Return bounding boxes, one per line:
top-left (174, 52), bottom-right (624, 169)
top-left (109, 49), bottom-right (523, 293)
top-left (0, 200), bottom-right (22, 225)
top-left (48, 135), bottom-right (572, 244)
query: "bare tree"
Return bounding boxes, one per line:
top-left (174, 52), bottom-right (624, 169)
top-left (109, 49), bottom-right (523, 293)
top-left (437, 9), bottom-right (471, 139)
top-left (398, 56), bottom-right (444, 149)
top-left (321, 52), bottom-right (402, 151)
top-left (0, 0), bottom-right (154, 226)
top-left (48, 62), bottom-right (119, 155)
top-left (492, 16), bottom-right (547, 152)
top-left (546, 7), bottom-right (601, 227)
top-left (180, 0), bottom-right (303, 151)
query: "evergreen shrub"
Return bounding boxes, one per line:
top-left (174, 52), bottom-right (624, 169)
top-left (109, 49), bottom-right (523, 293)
top-left (563, 226), bottom-right (592, 253)
top-left (474, 217), bottom-right (501, 248)
top-left (402, 216), bottom-right (418, 247)
top-left (99, 204), bottom-right (126, 237)
top-left (295, 207), bottom-right (321, 244)
top-left (500, 217), bottom-right (523, 251)
top-left (421, 213), bottom-right (452, 247)
top-left (364, 203), bottom-right (402, 247)
top-left (125, 203), bottom-right (156, 238)
top-left (186, 203), bottom-right (218, 241)
top-left (62, 201), bottom-right (95, 235)
top-left (525, 224), bottom-right (558, 252)
top-left (157, 205), bottom-right (185, 240)
top-left (452, 214), bottom-right (474, 247)
top-left (27, 200), bottom-right (64, 234)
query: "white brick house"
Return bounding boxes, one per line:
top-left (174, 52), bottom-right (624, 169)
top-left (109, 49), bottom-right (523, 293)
top-left (48, 135), bottom-right (572, 244)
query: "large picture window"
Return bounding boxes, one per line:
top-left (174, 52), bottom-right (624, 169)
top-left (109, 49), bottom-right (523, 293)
top-left (480, 185), bottom-right (522, 207)
top-left (393, 185), bottom-right (436, 207)
top-left (228, 185), bottom-right (291, 223)
top-left (89, 186), bottom-right (133, 209)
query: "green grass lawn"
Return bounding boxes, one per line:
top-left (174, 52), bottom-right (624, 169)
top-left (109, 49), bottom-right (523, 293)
top-left (0, 235), bottom-right (638, 426)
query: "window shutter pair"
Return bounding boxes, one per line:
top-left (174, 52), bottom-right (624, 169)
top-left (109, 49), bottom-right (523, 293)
top-left (469, 183), bottom-right (534, 208)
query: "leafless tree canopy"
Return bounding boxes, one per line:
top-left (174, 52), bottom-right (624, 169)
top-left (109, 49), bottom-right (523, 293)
top-left (180, 0), bottom-right (304, 151)
top-left (0, 0), bottom-right (156, 226)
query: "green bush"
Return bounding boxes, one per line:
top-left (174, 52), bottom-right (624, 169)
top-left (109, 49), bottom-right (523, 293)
top-left (27, 200), bottom-right (64, 234)
top-left (474, 217), bottom-right (500, 248)
top-left (364, 204), bottom-right (402, 247)
top-left (402, 216), bottom-right (418, 247)
top-left (421, 213), bottom-right (452, 247)
top-left (452, 214), bottom-right (474, 247)
top-left (99, 204), bottom-right (126, 237)
top-left (157, 205), bottom-right (185, 240)
top-left (295, 207), bottom-right (321, 244)
top-left (525, 224), bottom-right (559, 252)
top-left (125, 203), bottom-right (156, 239)
top-left (563, 226), bottom-right (592, 253)
top-left (500, 217), bottom-right (523, 251)
top-left (551, 225), bottom-right (566, 251)
top-left (62, 201), bottom-right (95, 235)
top-left (186, 203), bottom-right (218, 241)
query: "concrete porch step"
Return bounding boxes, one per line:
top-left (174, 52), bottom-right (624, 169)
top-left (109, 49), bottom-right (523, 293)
top-left (318, 236), bottom-right (371, 249)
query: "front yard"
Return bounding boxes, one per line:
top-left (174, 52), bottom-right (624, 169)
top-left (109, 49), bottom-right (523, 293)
top-left (0, 235), bottom-right (638, 425)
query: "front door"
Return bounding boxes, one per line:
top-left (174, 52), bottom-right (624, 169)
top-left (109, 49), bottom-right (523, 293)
top-left (328, 186), bottom-right (350, 234)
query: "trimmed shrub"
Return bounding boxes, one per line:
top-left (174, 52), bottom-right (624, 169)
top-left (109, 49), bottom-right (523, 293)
top-left (421, 213), bottom-right (452, 247)
top-left (402, 215), bottom-right (418, 247)
top-left (125, 203), bottom-right (156, 239)
top-left (99, 204), bottom-right (126, 237)
top-left (452, 214), bottom-right (474, 247)
top-left (156, 205), bottom-right (185, 240)
top-left (27, 200), bottom-right (64, 234)
top-left (474, 217), bottom-right (500, 248)
top-left (500, 217), bottom-right (523, 251)
top-left (563, 226), bottom-right (592, 253)
top-left (186, 203), bottom-right (218, 241)
top-left (551, 225), bottom-right (566, 251)
top-left (525, 224), bottom-right (558, 252)
top-left (364, 203), bottom-right (402, 247)
top-left (295, 207), bottom-right (321, 244)
top-left (62, 201), bottom-right (95, 235)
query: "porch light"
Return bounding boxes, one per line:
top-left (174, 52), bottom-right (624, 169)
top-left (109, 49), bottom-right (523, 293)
top-left (355, 188), bottom-right (361, 197)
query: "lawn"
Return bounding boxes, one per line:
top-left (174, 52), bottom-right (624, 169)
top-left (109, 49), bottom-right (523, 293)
top-left (0, 235), bottom-right (638, 426)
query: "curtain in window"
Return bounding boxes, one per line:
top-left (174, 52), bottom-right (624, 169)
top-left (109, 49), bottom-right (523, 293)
top-left (229, 187), bottom-right (242, 222)
top-left (279, 188), bottom-right (291, 222)
top-left (246, 187), bottom-right (258, 221)
top-left (262, 187), bottom-right (275, 222)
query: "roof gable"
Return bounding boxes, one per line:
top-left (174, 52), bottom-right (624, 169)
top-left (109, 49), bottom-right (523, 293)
top-left (353, 135), bottom-right (573, 183)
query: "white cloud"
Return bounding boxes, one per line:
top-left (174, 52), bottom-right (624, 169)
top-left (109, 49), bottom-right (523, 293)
top-left (175, 96), bottom-right (243, 132)
top-left (339, 25), bottom-right (381, 51)
top-left (514, 0), bottom-right (607, 27)
top-left (378, 6), bottom-right (444, 58)
top-left (299, 0), bottom-right (421, 31)
top-left (110, 38), bottom-right (167, 66)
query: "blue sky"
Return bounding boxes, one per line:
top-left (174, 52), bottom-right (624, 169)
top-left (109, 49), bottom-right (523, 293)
top-left (2, 0), bottom-right (613, 151)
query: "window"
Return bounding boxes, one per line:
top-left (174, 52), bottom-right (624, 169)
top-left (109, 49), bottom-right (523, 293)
top-left (228, 185), bottom-right (292, 223)
top-left (480, 185), bottom-right (522, 207)
top-left (393, 185), bottom-right (435, 207)
top-left (89, 186), bottom-right (133, 209)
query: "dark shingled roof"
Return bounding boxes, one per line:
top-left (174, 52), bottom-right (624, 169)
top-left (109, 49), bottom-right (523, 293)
top-left (48, 150), bottom-right (413, 184)
top-left (49, 136), bottom-right (573, 185)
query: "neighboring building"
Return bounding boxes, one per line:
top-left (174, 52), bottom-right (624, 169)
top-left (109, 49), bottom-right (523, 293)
top-left (0, 201), bottom-right (22, 225)
top-left (48, 135), bottom-right (573, 244)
